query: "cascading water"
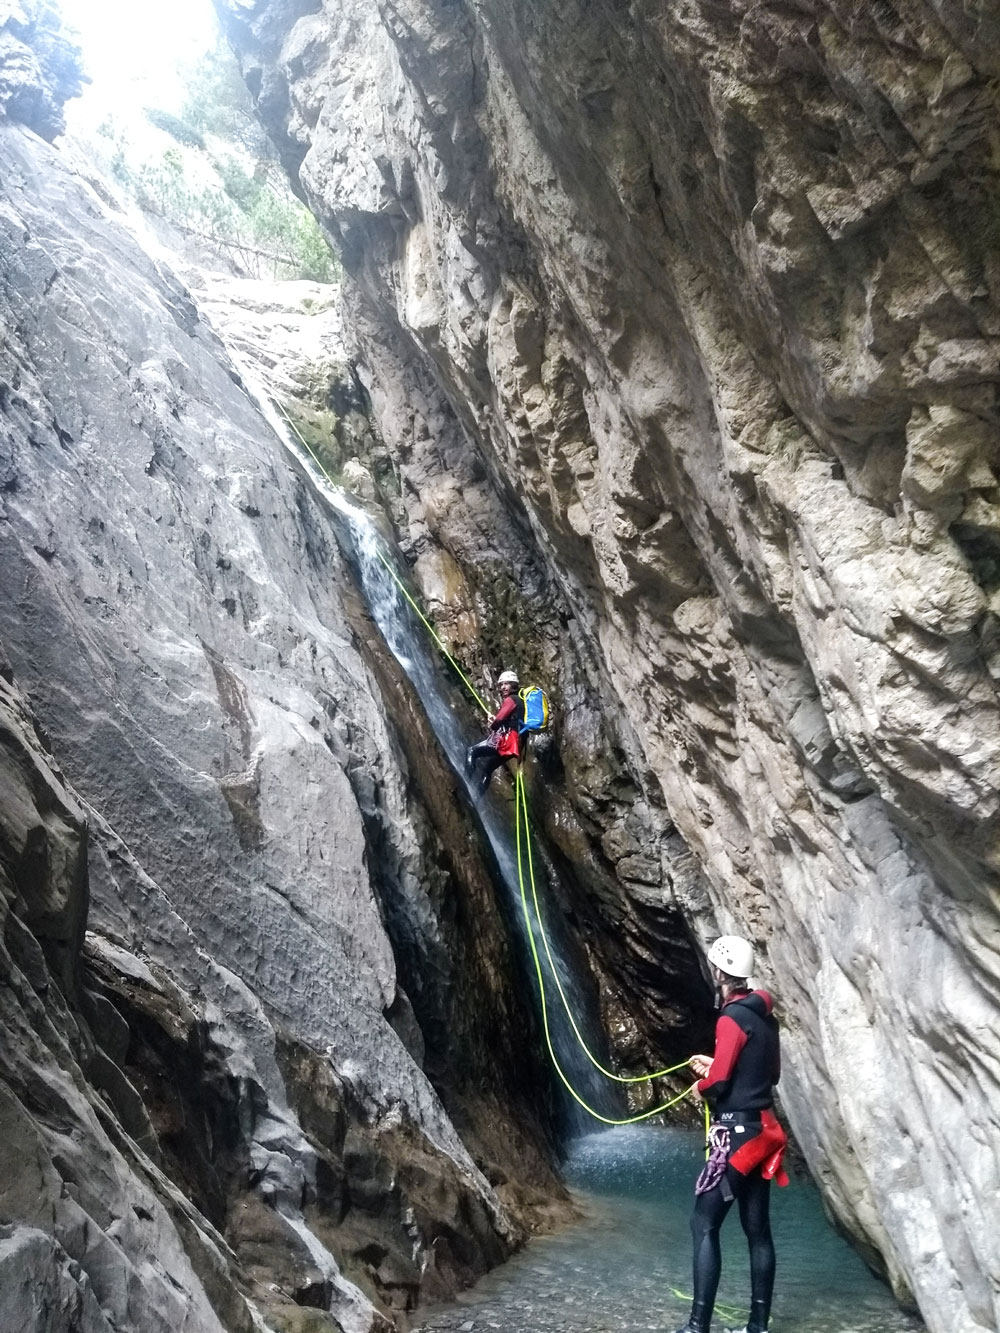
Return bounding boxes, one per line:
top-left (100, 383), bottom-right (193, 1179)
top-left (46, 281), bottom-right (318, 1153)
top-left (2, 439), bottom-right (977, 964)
top-left (332, 502), bottom-right (622, 1133)
top-left (242, 374), bottom-right (620, 1131)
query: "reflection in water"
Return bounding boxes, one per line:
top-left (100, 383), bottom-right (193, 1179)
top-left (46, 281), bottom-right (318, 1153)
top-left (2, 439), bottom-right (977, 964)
top-left (416, 1126), bottom-right (924, 1332)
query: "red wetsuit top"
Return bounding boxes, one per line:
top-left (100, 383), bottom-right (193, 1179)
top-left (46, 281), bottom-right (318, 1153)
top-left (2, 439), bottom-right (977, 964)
top-left (490, 695), bottom-right (522, 759)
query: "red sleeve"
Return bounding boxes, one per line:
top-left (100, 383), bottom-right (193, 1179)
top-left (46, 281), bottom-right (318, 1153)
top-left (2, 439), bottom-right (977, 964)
top-left (491, 696), bottom-right (518, 727)
top-left (697, 1014), bottom-right (747, 1095)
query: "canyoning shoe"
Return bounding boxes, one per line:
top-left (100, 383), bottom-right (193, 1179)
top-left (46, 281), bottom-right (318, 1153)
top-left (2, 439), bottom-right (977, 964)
top-left (724, 1298), bottom-right (770, 1333)
top-left (672, 1299), bottom-right (711, 1333)
top-left (673, 1301), bottom-right (711, 1333)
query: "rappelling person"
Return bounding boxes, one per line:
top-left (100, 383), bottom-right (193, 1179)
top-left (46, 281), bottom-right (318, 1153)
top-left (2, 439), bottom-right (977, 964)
top-left (465, 669), bottom-right (523, 795)
top-left (674, 936), bottom-right (788, 1333)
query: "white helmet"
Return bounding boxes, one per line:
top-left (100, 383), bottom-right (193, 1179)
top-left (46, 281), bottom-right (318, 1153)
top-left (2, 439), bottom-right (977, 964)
top-left (498, 670), bottom-right (519, 684)
top-left (707, 935), bottom-right (755, 979)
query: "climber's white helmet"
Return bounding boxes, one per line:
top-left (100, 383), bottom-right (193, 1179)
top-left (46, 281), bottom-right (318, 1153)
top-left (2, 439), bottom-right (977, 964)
top-left (707, 935), bottom-right (755, 979)
top-left (498, 670), bottom-right (519, 685)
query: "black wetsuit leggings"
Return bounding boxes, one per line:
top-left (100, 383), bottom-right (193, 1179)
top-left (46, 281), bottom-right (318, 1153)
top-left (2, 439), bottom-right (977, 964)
top-left (466, 739), bottom-right (509, 791)
top-left (689, 1166), bottom-right (774, 1333)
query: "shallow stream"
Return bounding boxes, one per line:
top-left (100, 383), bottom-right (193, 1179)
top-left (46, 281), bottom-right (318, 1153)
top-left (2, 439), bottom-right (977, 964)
top-left (415, 1126), bottom-right (923, 1333)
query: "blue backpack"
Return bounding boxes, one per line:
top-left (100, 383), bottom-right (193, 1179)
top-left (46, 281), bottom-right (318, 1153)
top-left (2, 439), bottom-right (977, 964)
top-left (519, 685), bottom-right (550, 733)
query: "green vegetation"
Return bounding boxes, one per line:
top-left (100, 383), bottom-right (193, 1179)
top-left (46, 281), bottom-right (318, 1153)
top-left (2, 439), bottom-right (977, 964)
top-left (101, 42), bottom-right (338, 283)
top-left (175, 43), bottom-right (268, 154)
top-left (474, 563), bottom-right (548, 687)
top-left (280, 396), bottom-right (344, 480)
top-left (143, 107), bottom-right (205, 149)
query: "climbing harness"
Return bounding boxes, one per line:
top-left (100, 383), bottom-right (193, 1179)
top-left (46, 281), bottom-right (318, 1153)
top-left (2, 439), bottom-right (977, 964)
top-left (268, 390), bottom-right (701, 1127)
top-left (696, 1122), bottom-right (732, 1195)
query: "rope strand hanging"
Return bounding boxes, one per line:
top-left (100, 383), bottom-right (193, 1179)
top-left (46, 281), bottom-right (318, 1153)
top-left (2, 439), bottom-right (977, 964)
top-left (515, 769), bottom-right (693, 1084)
top-left (270, 394), bottom-right (491, 718)
top-left (514, 769), bottom-right (698, 1125)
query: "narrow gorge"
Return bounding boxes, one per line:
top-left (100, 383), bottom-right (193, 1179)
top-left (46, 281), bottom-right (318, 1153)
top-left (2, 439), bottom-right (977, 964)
top-left (0, 3), bottom-right (998, 1333)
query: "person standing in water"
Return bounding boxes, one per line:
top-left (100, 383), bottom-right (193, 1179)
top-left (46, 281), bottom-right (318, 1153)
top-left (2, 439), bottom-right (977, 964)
top-left (465, 669), bottom-right (523, 795)
top-left (675, 936), bottom-right (788, 1333)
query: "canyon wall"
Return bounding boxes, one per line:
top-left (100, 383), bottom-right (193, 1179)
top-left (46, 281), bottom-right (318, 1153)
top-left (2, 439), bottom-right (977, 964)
top-left (214, 1), bottom-right (1000, 1330)
top-left (0, 7), bottom-right (567, 1330)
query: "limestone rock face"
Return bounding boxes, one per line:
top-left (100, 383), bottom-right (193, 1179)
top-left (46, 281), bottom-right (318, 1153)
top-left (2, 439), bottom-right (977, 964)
top-left (0, 102), bottom-right (570, 1329)
top-left (0, 658), bottom-right (259, 1333)
top-left (214, 1), bottom-right (1000, 1329)
top-left (0, 0), bottom-right (82, 139)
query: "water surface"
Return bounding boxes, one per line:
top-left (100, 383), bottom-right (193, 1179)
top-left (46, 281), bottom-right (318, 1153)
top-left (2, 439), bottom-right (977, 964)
top-left (416, 1126), bottom-right (923, 1333)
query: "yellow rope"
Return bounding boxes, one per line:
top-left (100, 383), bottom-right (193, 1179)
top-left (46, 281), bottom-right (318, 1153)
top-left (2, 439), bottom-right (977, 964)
top-left (517, 768), bottom-right (694, 1085)
top-left (267, 394), bottom-right (491, 718)
top-left (373, 550), bottom-right (490, 716)
top-left (669, 1289), bottom-right (744, 1321)
top-left (515, 769), bottom-right (698, 1125)
top-left (271, 392), bottom-right (344, 492)
top-left (268, 389), bottom-right (702, 1128)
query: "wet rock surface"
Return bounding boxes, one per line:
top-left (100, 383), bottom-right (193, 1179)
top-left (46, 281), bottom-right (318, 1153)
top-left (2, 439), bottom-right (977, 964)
top-left (214, 1), bottom-right (1000, 1329)
top-left (0, 78), bottom-right (566, 1333)
top-left (0, 658), bottom-right (255, 1333)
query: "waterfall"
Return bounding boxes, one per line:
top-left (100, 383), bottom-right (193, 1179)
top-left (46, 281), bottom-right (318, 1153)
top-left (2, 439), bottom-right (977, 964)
top-left (240, 368), bottom-right (620, 1131)
top-left (333, 493), bottom-right (621, 1133)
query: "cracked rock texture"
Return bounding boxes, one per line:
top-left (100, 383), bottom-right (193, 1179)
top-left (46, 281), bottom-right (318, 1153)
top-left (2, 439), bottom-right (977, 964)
top-left (0, 655), bottom-right (262, 1333)
top-left (0, 0), bottom-right (81, 139)
top-left (215, 1), bottom-right (1000, 1330)
top-left (0, 74), bottom-right (567, 1332)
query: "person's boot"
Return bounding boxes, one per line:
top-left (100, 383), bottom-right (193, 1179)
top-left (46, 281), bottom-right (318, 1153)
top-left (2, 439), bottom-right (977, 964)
top-left (724, 1300), bottom-right (770, 1333)
top-left (673, 1303), bottom-right (711, 1333)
